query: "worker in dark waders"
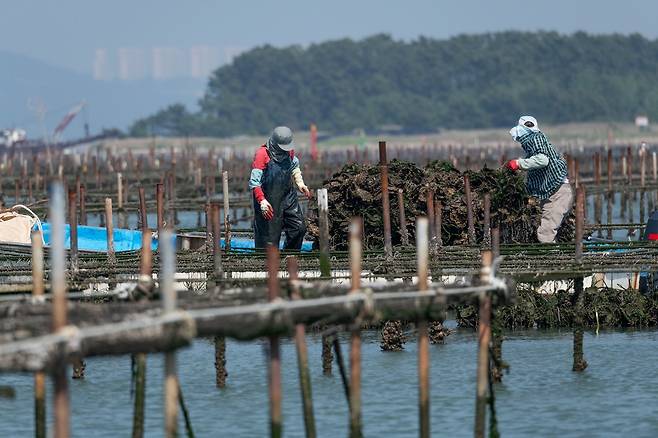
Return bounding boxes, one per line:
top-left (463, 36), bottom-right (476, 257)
top-left (249, 126), bottom-right (312, 250)
top-left (506, 116), bottom-right (573, 243)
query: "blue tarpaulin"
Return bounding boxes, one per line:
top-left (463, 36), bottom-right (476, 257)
top-left (38, 223), bottom-right (313, 252)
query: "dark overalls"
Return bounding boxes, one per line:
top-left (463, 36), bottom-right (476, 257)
top-left (253, 151), bottom-right (306, 250)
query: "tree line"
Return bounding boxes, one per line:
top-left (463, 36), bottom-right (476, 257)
top-left (129, 31), bottom-right (658, 137)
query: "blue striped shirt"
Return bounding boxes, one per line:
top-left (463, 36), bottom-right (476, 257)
top-left (517, 131), bottom-right (567, 200)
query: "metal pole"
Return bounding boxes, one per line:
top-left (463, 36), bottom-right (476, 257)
top-left (416, 218), bottom-right (430, 438)
top-left (379, 141), bottom-right (393, 258)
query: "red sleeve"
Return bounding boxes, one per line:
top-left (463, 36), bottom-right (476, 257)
top-left (252, 145), bottom-right (269, 170)
top-left (252, 146), bottom-right (269, 203)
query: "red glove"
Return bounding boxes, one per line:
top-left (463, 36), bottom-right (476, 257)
top-left (506, 159), bottom-right (520, 171)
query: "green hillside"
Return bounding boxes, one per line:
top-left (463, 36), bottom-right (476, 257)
top-left (130, 31), bottom-right (658, 137)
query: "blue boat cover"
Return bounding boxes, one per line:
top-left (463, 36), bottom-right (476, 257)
top-left (39, 223), bottom-right (314, 253)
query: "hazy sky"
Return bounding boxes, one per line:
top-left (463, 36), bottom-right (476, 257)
top-left (3, 0), bottom-right (657, 74)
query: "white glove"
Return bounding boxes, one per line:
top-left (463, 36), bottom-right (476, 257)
top-left (260, 199), bottom-right (274, 220)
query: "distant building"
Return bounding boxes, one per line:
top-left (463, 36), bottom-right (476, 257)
top-left (118, 47), bottom-right (147, 80)
top-left (152, 47), bottom-right (187, 79)
top-left (190, 46), bottom-right (220, 78)
top-left (93, 48), bottom-right (113, 80)
top-left (635, 115), bottom-right (650, 131)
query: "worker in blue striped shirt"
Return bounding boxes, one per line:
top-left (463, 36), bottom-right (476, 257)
top-left (506, 116), bottom-right (573, 243)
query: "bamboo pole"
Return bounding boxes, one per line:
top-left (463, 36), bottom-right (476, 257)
top-left (474, 250), bottom-right (493, 438)
top-left (435, 201), bottom-right (443, 248)
top-left (349, 218), bottom-right (362, 438)
top-left (288, 257), bottom-right (316, 438)
top-left (482, 194), bottom-right (491, 248)
top-left (416, 218), bottom-right (430, 438)
top-left (32, 231), bottom-right (46, 438)
top-left (379, 141), bottom-right (393, 258)
top-left (160, 229), bottom-right (179, 438)
top-left (51, 183), bottom-right (69, 438)
top-left (267, 245), bottom-right (282, 438)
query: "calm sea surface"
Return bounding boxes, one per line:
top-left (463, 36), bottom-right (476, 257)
top-left (1, 326), bottom-right (658, 437)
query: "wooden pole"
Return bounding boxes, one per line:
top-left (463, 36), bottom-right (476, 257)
top-left (32, 231), bottom-right (46, 438)
top-left (138, 187), bottom-right (147, 231)
top-left (349, 218), bottom-right (362, 438)
top-left (160, 229), bottom-right (179, 438)
top-left (435, 201), bottom-right (443, 248)
top-left (318, 189), bottom-right (331, 277)
top-left (287, 257), bottom-right (316, 438)
top-left (482, 194), bottom-right (491, 248)
top-left (267, 245), bottom-right (283, 438)
top-left (398, 189), bottom-right (409, 246)
top-left (416, 218), bottom-right (430, 438)
top-left (379, 141), bottom-right (393, 258)
top-left (474, 250), bottom-right (493, 438)
top-left (212, 202), bottom-right (223, 283)
top-left (105, 198), bottom-right (116, 265)
top-left (464, 175), bottom-right (476, 245)
top-left (68, 188), bottom-right (78, 273)
top-left (223, 170), bottom-right (231, 251)
top-left (50, 183), bottom-right (69, 438)
top-left (117, 172), bottom-right (123, 210)
top-left (79, 184), bottom-right (87, 226)
top-left (156, 183), bottom-right (165, 233)
top-left (426, 190), bottom-right (435, 241)
top-left (573, 186), bottom-right (588, 372)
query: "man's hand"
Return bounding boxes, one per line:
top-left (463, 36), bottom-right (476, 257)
top-left (299, 184), bottom-right (312, 199)
top-left (505, 159), bottom-right (520, 171)
top-left (260, 199), bottom-right (274, 221)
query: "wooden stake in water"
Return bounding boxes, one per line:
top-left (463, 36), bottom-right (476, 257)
top-left (474, 250), bottom-right (493, 438)
top-left (416, 218), bottom-right (430, 438)
top-left (160, 229), bottom-right (179, 438)
top-left (464, 175), bottom-right (476, 245)
top-left (223, 170), bottom-right (231, 251)
top-left (50, 183), bottom-right (69, 438)
top-left (317, 188), bottom-right (331, 277)
top-left (68, 188), bottom-right (79, 273)
top-left (573, 186), bottom-right (588, 372)
top-left (398, 189), bottom-right (409, 246)
top-left (267, 245), bottom-right (282, 438)
top-left (31, 231), bottom-right (46, 438)
top-left (287, 257), bottom-right (316, 438)
top-left (349, 218), bottom-right (363, 438)
top-left (105, 198), bottom-right (116, 265)
top-left (379, 141), bottom-right (393, 258)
